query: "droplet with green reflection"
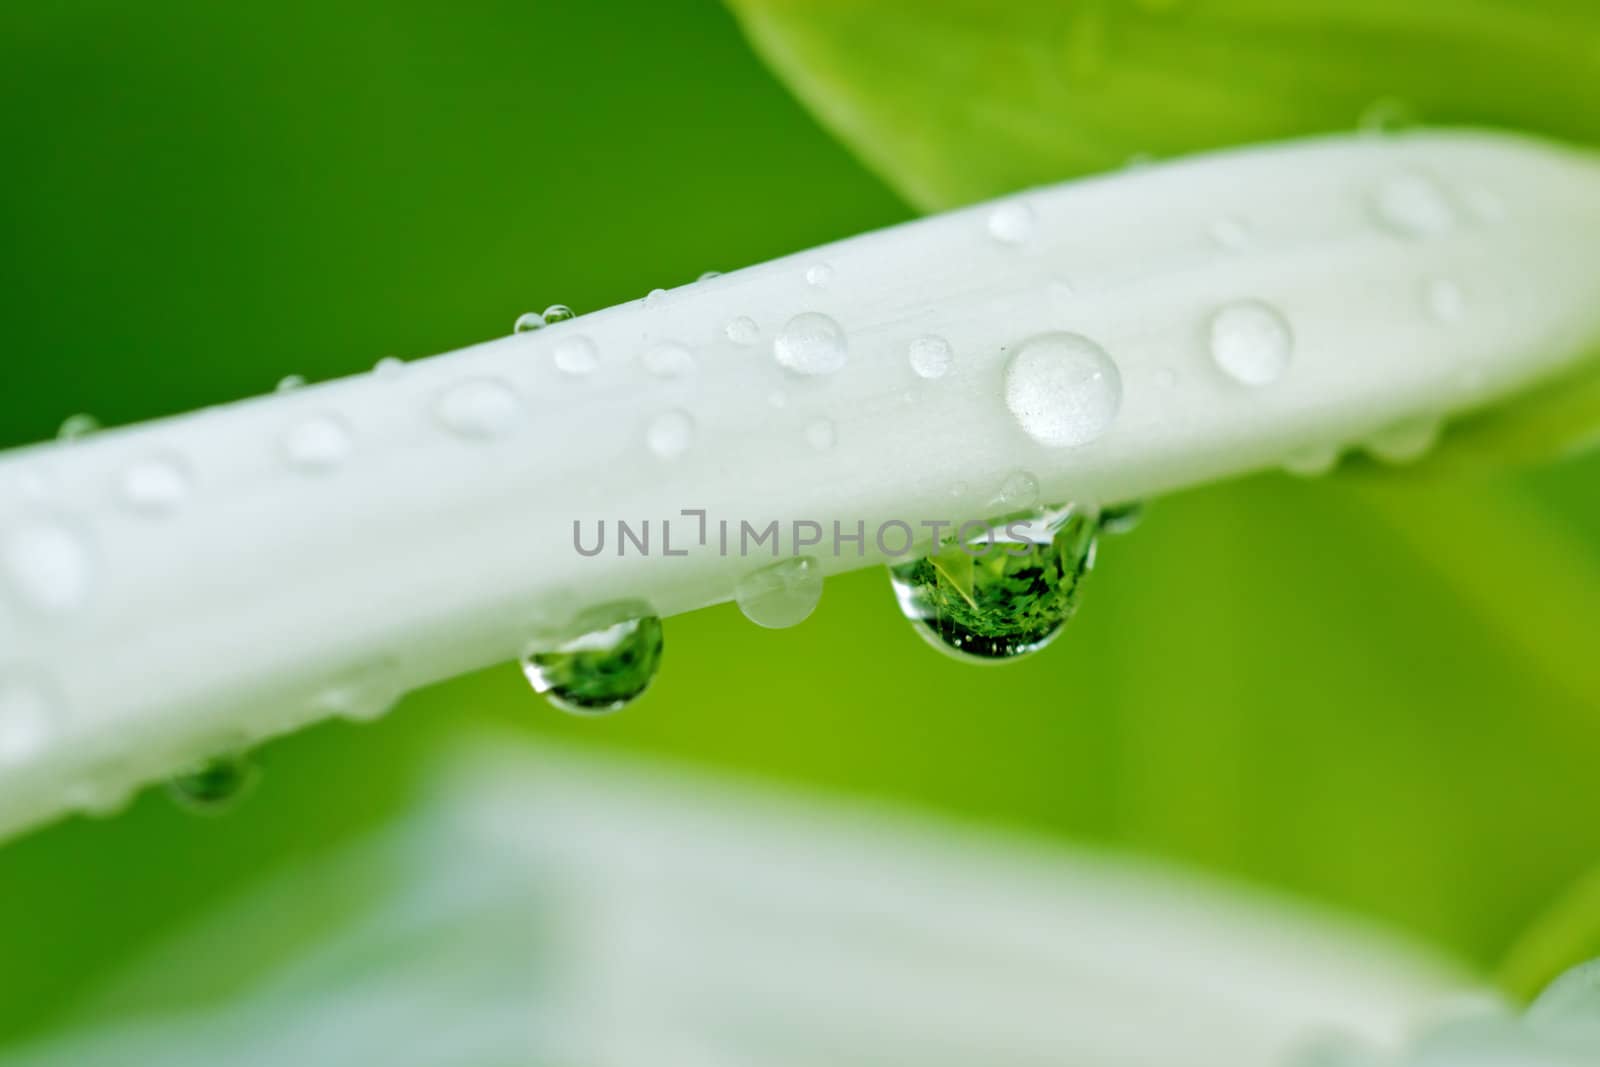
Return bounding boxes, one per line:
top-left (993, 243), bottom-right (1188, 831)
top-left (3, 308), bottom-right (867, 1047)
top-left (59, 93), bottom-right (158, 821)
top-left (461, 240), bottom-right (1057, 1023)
top-left (521, 601), bottom-right (664, 716)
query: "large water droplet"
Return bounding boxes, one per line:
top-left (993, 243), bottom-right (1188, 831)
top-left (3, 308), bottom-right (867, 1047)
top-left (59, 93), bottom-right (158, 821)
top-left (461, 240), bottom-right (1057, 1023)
top-left (435, 379), bottom-right (520, 441)
top-left (804, 262), bottom-right (834, 288)
top-left (119, 457), bottom-right (191, 516)
top-left (736, 557), bottom-right (824, 629)
top-left (167, 753), bottom-right (258, 815)
top-left (282, 415), bottom-right (353, 473)
top-left (1209, 301), bottom-right (1293, 386)
top-left (541, 304), bottom-right (576, 325)
top-left (725, 316), bottom-right (760, 345)
top-left (908, 335), bottom-right (954, 379)
top-left (0, 669), bottom-right (60, 767)
top-left (1425, 278), bottom-right (1465, 323)
top-left (773, 313), bottom-right (847, 376)
top-left (642, 341), bottom-right (695, 379)
top-left (1004, 333), bottom-right (1122, 447)
top-left (889, 506), bottom-right (1098, 662)
top-left (3, 521), bottom-right (94, 614)
top-left (646, 409), bottom-right (695, 460)
top-left (522, 603), bottom-right (664, 716)
top-left (987, 201), bottom-right (1037, 245)
top-left (552, 335), bottom-right (600, 376)
top-left (1372, 173), bottom-right (1456, 237)
top-left (57, 414), bottom-right (100, 442)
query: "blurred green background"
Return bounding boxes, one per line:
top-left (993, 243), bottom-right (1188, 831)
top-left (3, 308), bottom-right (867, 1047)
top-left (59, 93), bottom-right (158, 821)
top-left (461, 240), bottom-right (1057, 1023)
top-left (2, 0), bottom-right (1599, 1048)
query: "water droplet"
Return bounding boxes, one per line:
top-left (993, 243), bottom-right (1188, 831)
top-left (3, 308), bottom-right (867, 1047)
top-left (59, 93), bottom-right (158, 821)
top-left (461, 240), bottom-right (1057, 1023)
top-left (804, 262), bottom-right (834, 288)
top-left (167, 753), bottom-right (258, 815)
top-left (1211, 217), bottom-right (1251, 251)
top-left (993, 470), bottom-right (1040, 510)
top-left (804, 418), bottom-right (836, 451)
top-left (644, 288), bottom-right (667, 306)
top-left (908, 335), bottom-right (954, 379)
top-left (435, 379), bottom-right (520, 441)
top-left (317, 659), bottom-right (403, 722)
top-left (282, 415), bottom-right (353, 473)
top-left (3, 521), bottom-right (93, 614)
top-left (275, 374), bottom-right (306, 393)
top-left (1209, 301), bottom-right (1293, 386)
top-left (522, 603), bottom-right (663, 716)
top-left (646, 409), bottom-right (695, 459)
top-left (773, 312), bottom-right (848, 376)
top-left (0, 669), bottom-right (60, 767)
top-left (642, 341), bottom-right (696, 378)
top-left (1099, 501), bottom-right (1144, 534)
top-left (373, 356), bottom-right (405, 379)
top-left (1358, 97), bottom-right (1416, 136)
top-left (1425, 278), bottom-right (1465, 323)
top-left (889, 506), bottom-right (1098, 662)
top-left (697, 270), bottom-right (722, 282)
top-left (118, 457), bottom-right (190, 516)
top-left (725, 316), bottom-right (760, 345)
top-left (987, 201), bottom-right (1036, 245)
top-left (542, 304), bottom-right (576, 325)
top-left (735, 557), bottom-right (824, 629)
top-left (1372, 173), bottom-right (1456, 238)
top-left (1004, 332), bottom-right (1122, 447)
top-left (552, 335), bottom-right (600, 376)
top-left (1365, 417), bottom-right (1440, 464)
top-left (513, 311), bottom-right (545, 334)
top-left (1283, 444), bottom-right (1341, 477)
top-left (57, 414), bottom-right (100, 442)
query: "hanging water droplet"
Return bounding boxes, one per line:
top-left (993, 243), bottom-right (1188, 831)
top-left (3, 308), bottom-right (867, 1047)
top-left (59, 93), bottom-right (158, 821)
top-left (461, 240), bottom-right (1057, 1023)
top-left (1004, 332), bottom-right (1122, 447)
top-left (167, 753), bottom-right (258, 815)
top-left (282, 414), bottom-right (353, 473)
top-left (646, 409), bottom-right (695, 459)
top-left (804, 262), bottom-right (834, 287)
top-left (1425, 278), bottom-right (1465, 323)
top-left (317, 659), bottom-right (403, 723)
top-left (1358, 97), bottom-right (1417, 136)
top-left (552, 335), bottom-right (600, 376)
top-left (542, 304), bottom-right (576, 325)
top-left (1283, 444), bottom-right (1341, 478)
top-left (57, 414), bottom-right (100, 442)
top-left (522, 602), bottom-right (664, 716)
top-left (1372, 173), bottom-right (1457, 238)
top-left (908, 335), bottom-right (954, 379)
top-left (373, 356), bottom-right (405, 379)
top-left (118, 457), bottom-right (190, 516)
top-left (1365, 417), bottom-right (1440, 464)
top-left (773, 312), bottom-right (848, 376)
top-left (803, 418), bottom-right (836, 451)
top-left (1209, 300), bottom-right (1294, 386)
top-left (993, 470), bottom-right (1040, 510)
top-left (513, 311), bottom-right (545, 334)
top-left (3, 521), bottom-right (94, 614)
top-left (0, 669), bottom-right (60, 767)
top-left (642, 340), bottom-right (696, 378)
top-left (1098, 501), bottom-right (1144, 534)
top-left (275, 374), bottom-right (307, 393)
top-left (725, 316), bottom-right (760, 345)
top-left (1211, 217), bottom-right (1251, 251)
top-left (889, 505), bottom-right (1098, 663)
top-left (435, 379), bottom-right (520, 441)
top-left (987, 200), bottom-right (1037, 245)
top-left (735, 556), bottom-right (824, 630)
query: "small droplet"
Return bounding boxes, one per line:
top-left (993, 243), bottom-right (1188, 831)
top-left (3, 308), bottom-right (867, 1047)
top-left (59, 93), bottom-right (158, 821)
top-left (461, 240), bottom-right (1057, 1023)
top-left (644, 288), bottom-right (668, 306)
top-left (804, 262), bottom-right (834, 288)
top-left (282, 415), bottom-right (353, 473)
top-left (57, 414), bottom-right (100, 442)
top-left (773, 312), bottom-right (848, 376)
top-left (889, 505), bottom-right (1098, 663)
top-left (522, 603), bottom-right (664, 716)
top-left (642, 341), bottom-right (696, 378)
top-left (3, 521), bottom-right (94, 614)
top-left (552, 335), bottom-right (600, 376)
top-left (513, 311), bottom-right (545, 334)
top-left (541, 304), bottom-right (576, 325)
top-left (1098, 501), bottom-right (1144, 534)
top-left (167, 754), bottom-right (258, 815)
top-left (275, 374), bottom-right (306, 393)
top-left (908, 335), bottom-right (954, 379)
top-left (435, 379), bottom-right (520, 442)
top-left (373, 356), bottom-right (405, 379)
top-left (118, 457), bottom-right (190, 516)
top-left (1283, 444), bottom-right (1341, 477)
top-left (1004, 332), bottom-right (1122, 447)
top-left (804, 418), bottom-right (836, 451)
top-left (987, 200), bottom-right (1037, 245)
top-left (0, 669), bottom-right (60, 767)
top-left (1209, 301), bottom-right (1293, 386)
top-left (697, 270), bottom-right (722, 282)
top-left (646, 409), bottom-right (695, 459)
top-left (1365, 417), bottom-right (1440, 464)
top-left (1211, 217), bottom-right (1251, 251)
top-left (317, 659), bottom-right (403, 723)
top-left (1358, 97), bottom-right (1417, 136)
top-left (1372, 173), bottom-right (1457, 238)
top-left (1425, 278), bottom-right (1465, 323)
top-left (736, 557), bottom-right (824, 630)
top-left (725, 316), bottom-right (760, 345)
top-left (993, 470), bottom-right (1040, 510)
